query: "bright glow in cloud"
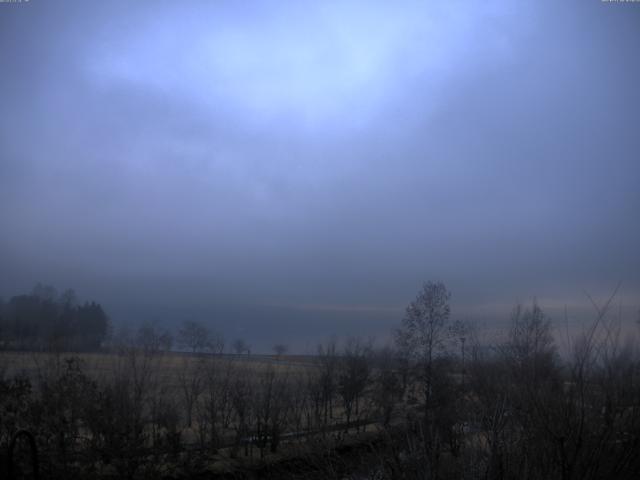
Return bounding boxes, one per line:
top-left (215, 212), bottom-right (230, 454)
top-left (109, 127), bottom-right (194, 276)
top-left (88, 1), bottom-right (521, 128)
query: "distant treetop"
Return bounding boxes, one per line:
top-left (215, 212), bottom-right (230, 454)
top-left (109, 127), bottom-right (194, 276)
top-left (0, 284), bottom-right (110, 351)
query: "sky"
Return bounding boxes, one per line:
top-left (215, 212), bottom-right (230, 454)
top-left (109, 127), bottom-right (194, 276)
top-left (1, 0), bottom-right (639, 352)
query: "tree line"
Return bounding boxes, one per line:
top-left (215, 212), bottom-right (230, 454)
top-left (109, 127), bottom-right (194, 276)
top-left (0, 283), bottom-right (274, 357)
top-left (0, 284), bottom-right (110, 351)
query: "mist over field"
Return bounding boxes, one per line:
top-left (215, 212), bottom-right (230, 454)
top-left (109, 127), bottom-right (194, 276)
top-left (1, 1), bottom-right (639, 348)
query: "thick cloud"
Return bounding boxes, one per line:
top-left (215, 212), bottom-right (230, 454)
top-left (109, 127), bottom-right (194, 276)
top-left (1, 0), bottom-right (639, 351)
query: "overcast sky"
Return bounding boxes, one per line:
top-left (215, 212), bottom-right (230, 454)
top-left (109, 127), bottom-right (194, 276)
top-left (1, 0), bottom-right (639, 351)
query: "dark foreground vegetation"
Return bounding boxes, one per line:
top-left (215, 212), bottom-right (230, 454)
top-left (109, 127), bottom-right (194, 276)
top-left (1, 282), bottom-right (639, 479)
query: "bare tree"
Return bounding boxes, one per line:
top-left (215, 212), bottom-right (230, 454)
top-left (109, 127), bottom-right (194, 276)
top-left (503, 301), bottom-right (557, 385)
top-left (208, 331), bottom-right (225, 355)
top-left (371, 347), bottom-right (403, 427)
top-left (394, 281), bottom-right (454, 478)
top-left (273, 344), bottom-right (288, 357)
top-left (177, 356), bottom-right (205, 429)
top-left (229, 369), bottom-right (254, 458)
top-left (197, 356), bottom-right (234, 452)
top-left (178, 320), bottom-right (211, 354)
top-left (233, 338), bottom-right (249, 355)
top-left (338, 337), bottom-right (372, 431)
top-left (135, 321), bottom-right (173, 354)
top-left (87, 345), bottom-right (163, 479)
top-left (395, 281), bottom-right (452, 409)
top-left (317, 338), bottom-right (339, 430)
top-left (253, 366), bottom-right (291, 457)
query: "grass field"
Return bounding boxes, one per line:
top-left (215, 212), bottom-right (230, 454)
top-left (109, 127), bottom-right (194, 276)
top-left (0, 349), bottom-right (316, 379)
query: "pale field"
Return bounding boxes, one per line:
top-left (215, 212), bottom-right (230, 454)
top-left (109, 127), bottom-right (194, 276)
top-left (0, 349), bottom-right (317, 386)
